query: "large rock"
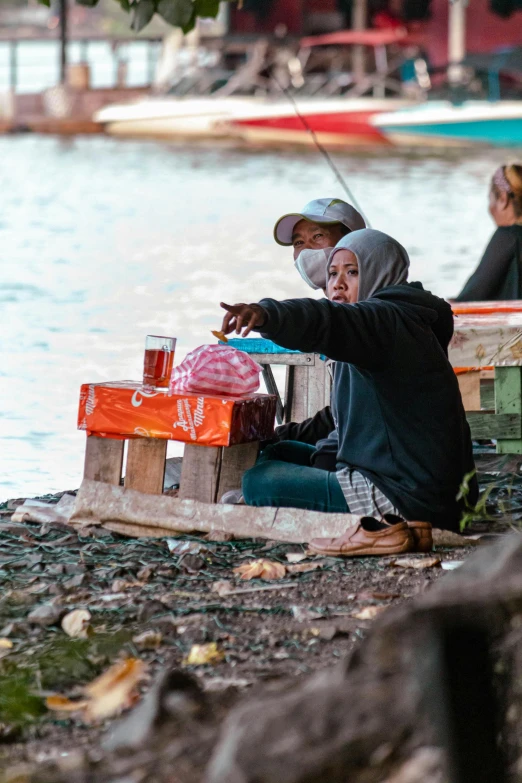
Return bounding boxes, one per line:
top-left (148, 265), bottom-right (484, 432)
top-left (205, 535), bottom-right (522, 783)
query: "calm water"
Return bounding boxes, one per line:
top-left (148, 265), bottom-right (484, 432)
top-left (0, 135), bottom-right (512, 499)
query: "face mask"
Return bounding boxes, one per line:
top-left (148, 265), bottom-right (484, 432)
top-left (294, 247), bottom-right (334, 290)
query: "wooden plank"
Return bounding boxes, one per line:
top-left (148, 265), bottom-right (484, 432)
top-left (466, 412), bottom-right (521, 440)
top-left (480, 379), bottom-right (495, 411)
top-left (217, 442), bottom-right (260, 499)
top-left (179, 444), bottom-right (222, 503)
top-left (458, 372), bottom-right (481, 411)
top-left (286, 361), bottom-right (330, 423)
top-left (287, 365), bottom-right (309, 422)
top-left (83, 435), bottom-right (124, 485)
top-left (73, 478), bottom-right (363, 543)
top-left (495, 367), bottom-right (522, 453)
top-left (124, 438), bottom-right (167, 495)
top-left (250, 353), bottom-right (316, 366)
top-left (306, 359), bottom-right (331, 415)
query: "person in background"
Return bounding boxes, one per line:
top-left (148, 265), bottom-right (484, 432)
top-left (456, 164), bottom-right (522, 301)
top-left (220, 230), bottom-right (476, 544)
top-left (272, 197), bottom-right (365, 449)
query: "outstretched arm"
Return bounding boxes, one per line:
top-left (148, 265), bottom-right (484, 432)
top-left (220, 297), bottom-right (394, 369)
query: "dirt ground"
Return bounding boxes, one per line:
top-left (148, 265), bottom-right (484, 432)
top-left (0, 458), bottom-right (518, 782)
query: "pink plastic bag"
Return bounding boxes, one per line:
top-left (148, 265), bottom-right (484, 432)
top-left (169, 344), bottom-right (262, 397)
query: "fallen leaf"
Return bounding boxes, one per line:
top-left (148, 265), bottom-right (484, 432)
top-left (46, 695), bottom-right (89, 712)
top-left (432, 528), bottom-right (478, 548)
top-left (132, 630), bottom-right (162, 649)
top-left (0, 639), bottom-right (13, 649)
top-left (137, 565), bottom-right (155, 581)
top-left (291, 606), bottom-right (323, 622)
top-left (352, 605), bottom-right (389, 621)
top-left (212, 580), bottom-right (233, 597)
top-left (233, 559), bottom-right (286, 581)
top-left (393, 557), bottom-right (442, 570)
top-left (84, 658), bottom-right (147, 722)
top-left (183, 643), bottom-right (224, 666)
top-left (111, 579), bottom-right (145, 593)
top-left (166, 539), bottom-right (206, 556)
top-left (285, 553), bottom-right (308, 563)
top-left (180, 554), bottom-right (205, 574)
top-left (63, 573), bottom-right (86, 590)
top-left (308, 624), bottom-right (340, 641)
top-left (204, 530), bottom-right (234, 542)
top-left (357, 590), bottom-right (400, 601)
top-left (441, 561), bottom-right (464, 571)
top-left (27, 603), bottom-right (61, 626)
top-left (286, 561), bottom-right (324, 574)
top-left (61, 609), bottom-right (91, 639)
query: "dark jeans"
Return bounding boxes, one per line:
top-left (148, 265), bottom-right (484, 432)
top-left (242, 441), bottom-right (349, 513)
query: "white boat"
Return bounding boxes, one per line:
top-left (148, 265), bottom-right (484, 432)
top-left (95, 94), bottom-right (414, 146)
top-left (372, 100), bottom-right (522, 147)
top-left (94, 96), bottom-right (264, 140)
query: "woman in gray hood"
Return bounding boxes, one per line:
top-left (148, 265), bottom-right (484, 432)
top-left (220, 229), bottom-right (477, 544)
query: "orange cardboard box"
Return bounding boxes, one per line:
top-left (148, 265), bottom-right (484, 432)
top-left (78, 382), bottom-right (276, 447)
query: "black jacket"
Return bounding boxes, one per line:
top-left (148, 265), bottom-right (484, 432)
top-left (258, 283), bottom-right (477, 531)
top-left (456, 225), bottom-right (522, 301)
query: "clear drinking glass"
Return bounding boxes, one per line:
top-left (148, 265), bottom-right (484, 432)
top-left (143, 335), bottom-right (176, 390)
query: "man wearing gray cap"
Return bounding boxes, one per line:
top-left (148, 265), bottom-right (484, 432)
top-left (274, 197), bottom-right (366, 286)
top-left (271, 197), bottom-right (366, 452)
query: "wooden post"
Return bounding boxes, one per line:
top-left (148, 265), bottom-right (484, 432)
top-left (448, 0), bottom-right (467, 85)
top-left (84, 435), bottom-right (124, 485)
top-left (179, 444), bottom-right (223, 503)
top-left (9, 41), bottom-right (17, 94)
top-left (458, 372), bottom-right (481, 411)
top-left (217, 442), bottom-right (259, 498)
top-left (287, 359), bottom-right (330, 423)
top-left (59, 0), bottom-right (68, 85)
top-left (495, 366), bottom-right (522, 453)
top-left (125, 438), bottom-right (167, 494)
top-left (351, 0), bottom-right (367, 83)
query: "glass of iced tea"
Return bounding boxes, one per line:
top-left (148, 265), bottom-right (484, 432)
top-left (143, 335), bottom-right (176, 390)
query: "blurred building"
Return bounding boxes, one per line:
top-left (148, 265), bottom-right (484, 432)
top-left (229, 0), bottom-right (522, 67)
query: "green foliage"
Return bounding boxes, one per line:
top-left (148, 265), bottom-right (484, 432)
top-left (131, 0), bottom-right (156, 31)
top-left (0, 671), bottom-right (46, 727)
top-left (156, 0), bottom-right (195, 32)
top-left (458, 469), bottom-right (496, 532)
top-left (38, 0), bottom-right (224, 33)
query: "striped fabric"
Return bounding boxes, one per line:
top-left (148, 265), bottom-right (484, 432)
top-left (336, 467), bottom-right (400, 517)
top-left (170, 345), bottom-right (262, 397)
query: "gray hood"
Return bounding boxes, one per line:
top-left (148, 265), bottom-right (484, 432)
top-left (327, 229), bottom-right (410, 300)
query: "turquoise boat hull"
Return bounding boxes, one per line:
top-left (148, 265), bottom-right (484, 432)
top-left (374, 102), bottom-right (522, 147)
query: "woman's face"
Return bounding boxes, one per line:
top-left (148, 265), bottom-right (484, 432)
top-left (326, 249), bottom-right (359, 304)
top-left (489, 185), bottom-right (513, 227)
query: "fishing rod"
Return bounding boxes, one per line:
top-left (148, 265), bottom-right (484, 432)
top-left (273, 72), bottom-right (372, 228)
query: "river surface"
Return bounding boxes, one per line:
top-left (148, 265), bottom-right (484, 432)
top-left (0, 134), bottom-right (512, 499)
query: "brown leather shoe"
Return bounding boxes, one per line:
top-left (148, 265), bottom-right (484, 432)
top-left (309, 517), bottom-right (414, 557)
top-left (382, 514), bottom-right (433, 553)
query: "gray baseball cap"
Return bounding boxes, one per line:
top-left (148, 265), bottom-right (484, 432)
top-left (274, 197), bottom-right (366, 246)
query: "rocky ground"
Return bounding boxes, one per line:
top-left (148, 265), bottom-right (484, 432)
top-left (0, 456), bottom-right (519, 783)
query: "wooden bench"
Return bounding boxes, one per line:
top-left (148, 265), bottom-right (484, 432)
top-left (450, 310), bottom-right (522, 452)
top-left (84, 435), bottom-right (261, 503)
top-left (78, 383), bottom-right (276, 502)
top-left (226, 338), bottom-right (331, 424)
